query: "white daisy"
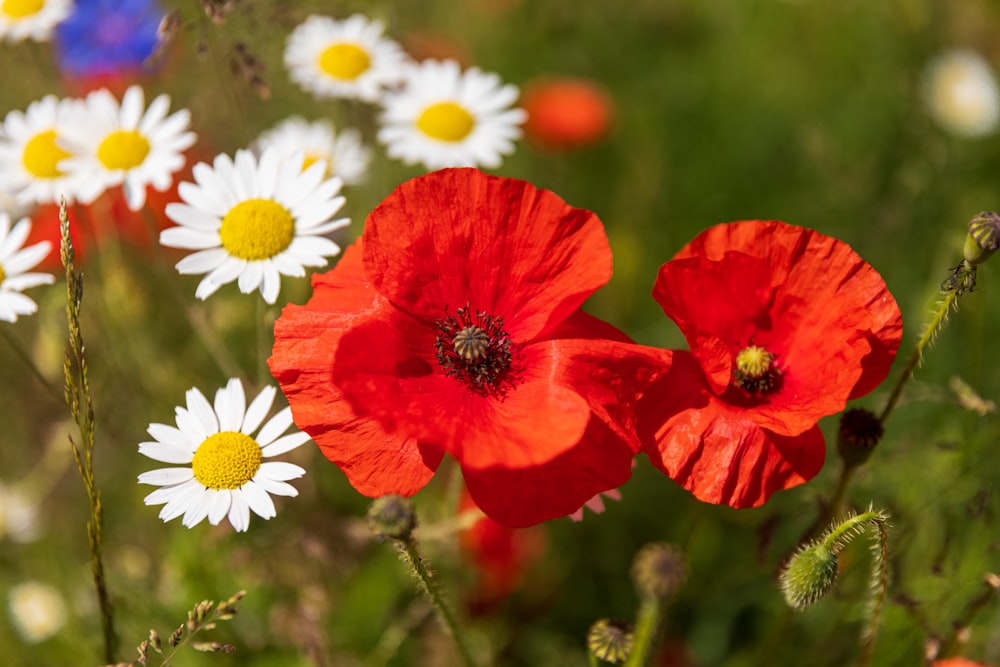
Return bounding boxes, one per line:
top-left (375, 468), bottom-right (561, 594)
top-left (138, 379), bottom-right (312, 532)
top-left (0, 0), bottom-right (72, 43)
top-left (0, 94), bottom-right (84, 206)
top-left (284, 13), bottom-right (408, 103)
top-left (378, 59), bottom-right (527, 170)
top-left (923, 49), bottom-right (1000, 138)
top-left (255, 116), bottom-right (372, 186)
top-left (0, 214), bottom-right (55, 323)
top-left (159, 148), bottom-right (349, 304)
top-left (59, 84), bottom-right (196, 210)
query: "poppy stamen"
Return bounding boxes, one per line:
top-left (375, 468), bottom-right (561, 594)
top-left (435, 305), bottom-right (512, 394)
top-left (733, 344), bottom-right (782, 394)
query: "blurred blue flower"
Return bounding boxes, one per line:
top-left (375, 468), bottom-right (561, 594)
top-left (54, 0), bottom-right (166, 77)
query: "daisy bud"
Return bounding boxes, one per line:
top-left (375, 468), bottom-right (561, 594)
top-left (780, 542), bottom-right (840, 611)
top-left (587, 619), bottom-right (633, 664)
top-left (964, 211), bottom-right (1000, 266)
top-left (837, 408), bottom-right (884, 467)
top-left (630, 542), bottom-right (687, 601)
top-left (367, 495), bottom-right (417, 541)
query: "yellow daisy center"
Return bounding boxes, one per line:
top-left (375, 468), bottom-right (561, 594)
top-left (1, 0), bottom-right (43, 19)
top-left (219, 198), bottom-right (295, 261)
top-left (96, 130), bottom-right (150, 171)
top-left (733, 344), bottom-right (782, 394)
top-left (22, 130), bottom-right (70, 179)
top-left (416, 102), bottom-right (476, 142)
top-left (318, 42), bottom-right (371, 81)
top-left (0, 263), bottom-right (6, 284)
top-left (191, 431), bottom-right (263, 490)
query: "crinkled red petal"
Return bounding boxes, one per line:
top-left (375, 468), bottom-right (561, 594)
top-left (674, 220), bottom-right (902, 399)
top-left (361, 167), bottom-right (613, 341)
top-left (331, 312), bottom-right (594, 469)
top-left (656, 250), bottom-right (871, 435)
top-left (463, 417), bottom-right (638, 527)
top-left (268, 242), bottom-right (443, 497)
top-left (639, 351), bottom-right (826, 508)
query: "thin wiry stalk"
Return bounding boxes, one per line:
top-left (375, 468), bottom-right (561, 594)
top-left (60, 199), bottom-right (117, 662)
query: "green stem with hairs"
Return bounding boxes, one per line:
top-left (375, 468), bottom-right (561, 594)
top-left (393, 538), bottom-right (478, 667)
top-left (879, 260), bottom-right (975, 426)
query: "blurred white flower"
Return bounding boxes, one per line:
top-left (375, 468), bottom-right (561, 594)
top-left (255, 116), bottom-right (372, 186)
top-left (0, 482), bottom-right (41, 542)
top-left (923, 49), bottom-right (1000, 138)
top-left (60, 85), bottom-right (196, 210)
top-left (8, 581), bottom-right (67, 643)
top-left (0, 214), bottom-right (56, 323)
top-left (379, 59), bottom-right (527, 170)
top-left (0, 0), bottom-right (71, 43)
top-left (284, 14), bottom-right (408, 102)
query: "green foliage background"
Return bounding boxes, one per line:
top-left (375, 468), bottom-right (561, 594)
top-left (1, 1), bottom-right (999, 665)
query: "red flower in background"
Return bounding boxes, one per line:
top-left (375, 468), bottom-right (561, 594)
top-left (639, 220), bottom-right (902, 507)
top-left (932, 660), bottom-right (994, 667)
top-left (269, 168), bottom-right (670, 527)
top-left (459, 488), bottom-right (546, 613)
top-left (521, 77), bottom-right (613, 150)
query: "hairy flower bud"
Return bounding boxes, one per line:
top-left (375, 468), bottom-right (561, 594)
top-left (780, 542), bottom-right (840, 611)
top-left (366, 495), bottom-right (417, 541)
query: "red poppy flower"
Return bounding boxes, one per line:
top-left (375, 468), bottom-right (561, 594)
top-left (932, 660), bottom-right (993, 667)
top-left (269, 168), bottom-right (670, 527)
top-left (639, 220), bottom-right (902, 507)
top-left (521, 77), bottom-right (614, 150)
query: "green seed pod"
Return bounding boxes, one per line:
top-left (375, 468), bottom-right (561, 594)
top-left (366, 495), bottom-right (417, 541)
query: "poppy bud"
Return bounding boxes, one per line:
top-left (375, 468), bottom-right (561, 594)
top-left (780, 542), bottom-right (839, 611)
top-left (964, 211), bottom-right (1000, 266)
top-left (366, 495), bottom-right (417, 541)
top-left (587, 618), bottom-right (633, 664)
top-left (631, 542), bottom-right (687, 601)
top-left (837, 408), bottom-right (884, 467)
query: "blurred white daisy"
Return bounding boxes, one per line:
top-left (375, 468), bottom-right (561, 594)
top-left (159, 148), bottom-right (349, 304)
top-left (59, 84), bottom-right (196, 210)
top-left (284, 13), bottom-right (408, 102)
top-left (0, 0), bottom-right (71, 42)
top-left (0, 214), bottom-right (55, 323)
top-left (378, 59), bottom-right (527, 170)
top-left (255, 116), bottom-right (372, 186)
top-left (0, 94), bottom-right (84, 206)
top-left (138, 379), bottom-right (312, 532)
top-left (8, 581), bottom-right (66, 643)
top-left (923, 49), bottom-right (1000, 138)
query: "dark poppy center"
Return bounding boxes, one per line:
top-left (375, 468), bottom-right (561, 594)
top-left (435, 305), bottom-right (512, 394)
top-left (733, 344), bottom-right (782, 394)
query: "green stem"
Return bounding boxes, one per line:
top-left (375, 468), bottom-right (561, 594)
top-left (624, 598), bottom-right (661, 667)
top-left (394, 538), bottom-right (478, 667)
top-left (879, 262), bottom-right (973, 425)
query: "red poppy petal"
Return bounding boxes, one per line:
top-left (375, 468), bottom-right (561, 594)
top-left (268, 242), bottom-right (443, 497)
top-left (463, 417), bottom-right (636, 527)
top-left (675, 220), bottom-right (902, 399)
top-left (361, 168), bottom-right (613, 341)
top-left (640, 352), bottom-right (825, 507)
top-left (534, 315), bottom-right (674, 452)
top-left (331, 315), bottom-right (593, 470)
